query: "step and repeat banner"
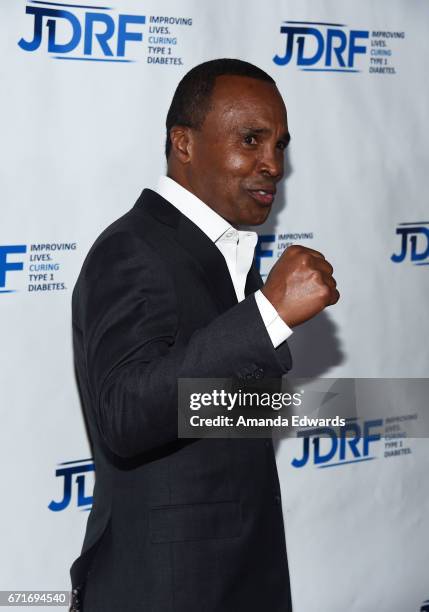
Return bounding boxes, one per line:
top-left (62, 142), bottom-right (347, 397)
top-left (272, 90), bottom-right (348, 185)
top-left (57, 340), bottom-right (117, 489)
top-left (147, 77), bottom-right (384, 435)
top-left (1, 1), bottom-right (428, 610)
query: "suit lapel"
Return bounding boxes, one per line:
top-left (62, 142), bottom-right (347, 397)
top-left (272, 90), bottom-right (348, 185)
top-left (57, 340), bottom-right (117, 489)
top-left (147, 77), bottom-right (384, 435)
top-left (176, 215), bottom-right (238, 312)
top-left (136, 189), bottom-right (238, 313)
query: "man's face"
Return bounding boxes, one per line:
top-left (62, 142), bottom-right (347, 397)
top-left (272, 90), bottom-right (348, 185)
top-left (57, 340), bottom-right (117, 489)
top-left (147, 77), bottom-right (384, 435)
top-left (183, 75), bottom-right (290, 226)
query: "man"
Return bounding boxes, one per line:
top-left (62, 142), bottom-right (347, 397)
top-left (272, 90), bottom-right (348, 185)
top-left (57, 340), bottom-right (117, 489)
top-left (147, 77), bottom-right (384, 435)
top-left (70, 59), bottom-right (339, 611)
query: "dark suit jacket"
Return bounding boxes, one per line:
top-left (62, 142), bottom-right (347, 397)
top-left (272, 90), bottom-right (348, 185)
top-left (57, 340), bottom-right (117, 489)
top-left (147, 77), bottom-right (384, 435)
top-left (70, 188), bottom-right (293, 611)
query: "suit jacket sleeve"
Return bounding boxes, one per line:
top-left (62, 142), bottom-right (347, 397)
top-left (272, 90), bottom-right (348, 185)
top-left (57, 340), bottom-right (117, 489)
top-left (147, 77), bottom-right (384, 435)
top-left (73, 231), bottom-right (291, 458)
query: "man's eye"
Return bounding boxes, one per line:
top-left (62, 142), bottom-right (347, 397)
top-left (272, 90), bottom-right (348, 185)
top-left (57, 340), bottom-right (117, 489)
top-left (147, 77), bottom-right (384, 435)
top-left (277, 141), bottom-right (287, 151)
top-left (244, 135), bottom-right (257, 145)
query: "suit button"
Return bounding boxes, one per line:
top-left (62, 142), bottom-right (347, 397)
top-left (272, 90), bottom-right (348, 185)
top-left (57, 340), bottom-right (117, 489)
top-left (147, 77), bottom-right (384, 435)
top-left (71, 587), bottom-right (82, 611)
top-left (275, 494), bottom-right (281, 505)
top-left (254, 367), bottom-right (264, 379)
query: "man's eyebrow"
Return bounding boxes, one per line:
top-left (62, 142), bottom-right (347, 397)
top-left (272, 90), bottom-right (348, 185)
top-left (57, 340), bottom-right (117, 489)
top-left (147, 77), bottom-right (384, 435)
top-left (242, 126), bottom-right (271, 135)
top-left (242, 126), bottom-right (269, 133)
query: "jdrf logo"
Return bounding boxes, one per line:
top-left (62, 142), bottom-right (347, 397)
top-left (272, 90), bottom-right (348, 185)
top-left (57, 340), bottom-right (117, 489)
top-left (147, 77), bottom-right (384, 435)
top-left (391, 222), bottom-right (429, 265)
top-left (255, 234), bottom-right (275, 275)
top-left (292, 419), bottom-right (383, 468)
top-left (18, 2), bottom-right (145, 62)
top-left (255, 232), bottom-right (314, 276)
top-left (49, 458), bottom-right (94, 511)
top-left (274, 21), bottom-right (369, 72)
top-left (0, 245), bottom-right (27, 293)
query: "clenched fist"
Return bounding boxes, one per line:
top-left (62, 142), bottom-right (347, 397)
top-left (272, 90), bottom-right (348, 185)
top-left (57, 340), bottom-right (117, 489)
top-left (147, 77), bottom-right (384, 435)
top-left (262, 245), bottom-right (340, 328)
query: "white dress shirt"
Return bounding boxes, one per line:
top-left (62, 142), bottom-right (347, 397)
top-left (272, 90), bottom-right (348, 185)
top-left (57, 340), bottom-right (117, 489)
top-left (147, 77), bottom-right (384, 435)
top-left (154, 176), bottom-right (292, 348)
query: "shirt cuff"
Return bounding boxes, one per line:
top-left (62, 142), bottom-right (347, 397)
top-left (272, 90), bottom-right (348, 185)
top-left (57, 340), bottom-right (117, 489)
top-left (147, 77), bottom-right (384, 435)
top-left (254, 290), bottom-right (293, 348)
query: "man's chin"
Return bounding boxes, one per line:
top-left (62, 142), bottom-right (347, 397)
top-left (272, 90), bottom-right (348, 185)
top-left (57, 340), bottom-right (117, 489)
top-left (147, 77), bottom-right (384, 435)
top-left (223, 197), bottom-right (273, 226)
top-left (242, 205), bottom-right (272, 226)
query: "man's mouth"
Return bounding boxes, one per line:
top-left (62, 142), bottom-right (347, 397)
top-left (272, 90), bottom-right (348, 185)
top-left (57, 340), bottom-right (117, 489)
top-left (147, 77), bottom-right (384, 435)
top-left (247, 188), bottom-right (276, 206)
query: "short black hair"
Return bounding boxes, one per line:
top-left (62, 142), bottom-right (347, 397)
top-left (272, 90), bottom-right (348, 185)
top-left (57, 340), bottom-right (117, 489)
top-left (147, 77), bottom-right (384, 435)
top-left (165, 58), bottom-right (275, 158)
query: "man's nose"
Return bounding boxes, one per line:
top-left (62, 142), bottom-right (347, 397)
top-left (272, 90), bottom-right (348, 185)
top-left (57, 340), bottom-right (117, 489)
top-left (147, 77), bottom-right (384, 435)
top-left (258, 146), bottom-right (284, 179)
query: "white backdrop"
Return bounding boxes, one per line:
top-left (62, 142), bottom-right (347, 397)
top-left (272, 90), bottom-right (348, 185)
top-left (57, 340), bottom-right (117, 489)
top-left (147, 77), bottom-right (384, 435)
top-left (1, 1), bottom-right (428, 610)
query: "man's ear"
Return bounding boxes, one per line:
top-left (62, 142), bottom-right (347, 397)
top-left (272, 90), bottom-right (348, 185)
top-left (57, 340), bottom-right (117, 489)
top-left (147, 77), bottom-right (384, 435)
top-left (169, 126), bottom-right (194, 163)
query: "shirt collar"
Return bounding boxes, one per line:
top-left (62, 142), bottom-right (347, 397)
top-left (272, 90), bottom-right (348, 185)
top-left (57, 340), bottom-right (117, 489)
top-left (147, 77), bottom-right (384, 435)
top-left (155, 175), bottom-right (233, 243)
